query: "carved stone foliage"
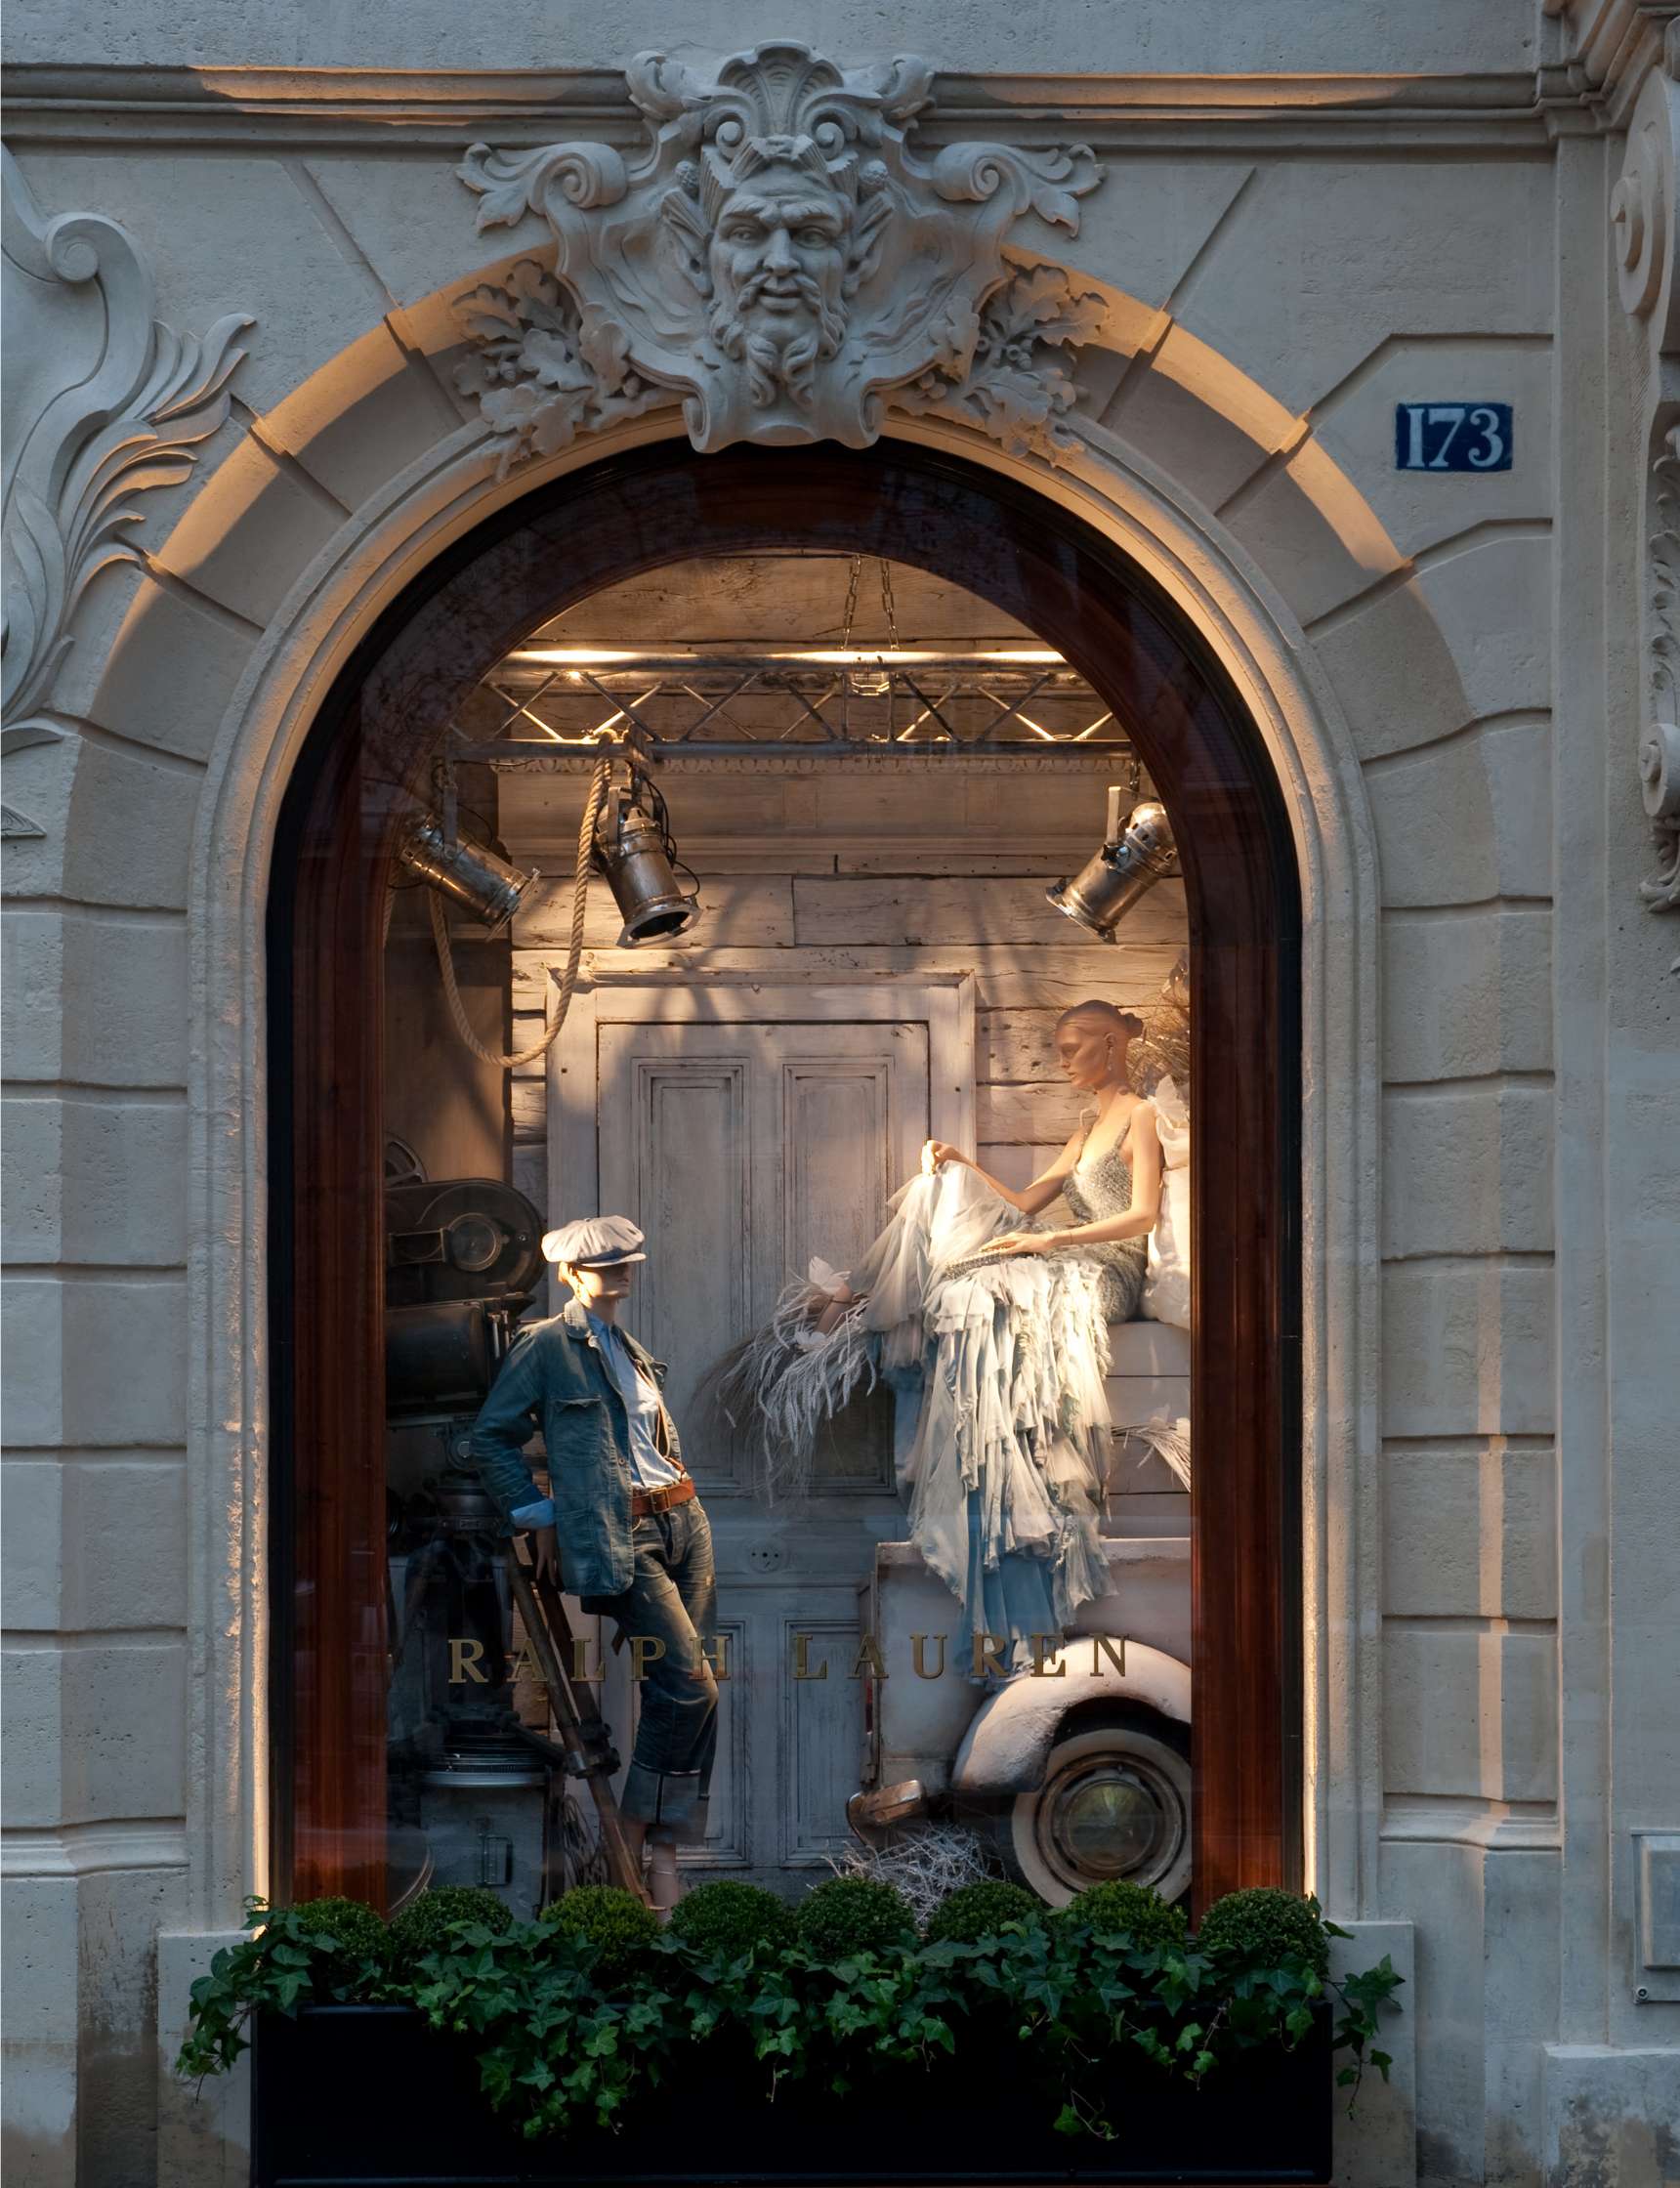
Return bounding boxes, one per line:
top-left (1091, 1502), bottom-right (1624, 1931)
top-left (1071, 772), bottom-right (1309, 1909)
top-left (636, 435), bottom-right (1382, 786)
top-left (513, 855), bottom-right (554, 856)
top-left (1615, 49), bottom-right (1680, 938)
top-left (1, 149), bottom-right (251, 833)
top-left (893, 263), bottom-right (1107, 457)
top-left (454, 43), bottom-right (1103, 461)
top-left (451, 260), bottom-right (669, 480)
top-left (1644, 431), bottom-right (1680, 920)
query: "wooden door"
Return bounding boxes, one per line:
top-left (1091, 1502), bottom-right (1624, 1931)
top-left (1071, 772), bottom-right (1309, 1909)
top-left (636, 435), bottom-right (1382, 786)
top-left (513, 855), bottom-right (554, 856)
top-left (562, 983), bottom-right (967, 1885)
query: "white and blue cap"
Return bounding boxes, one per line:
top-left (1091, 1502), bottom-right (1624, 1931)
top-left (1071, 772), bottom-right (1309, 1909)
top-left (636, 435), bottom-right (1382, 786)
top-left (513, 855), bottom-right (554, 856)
top-left (541, 1213), bottom-right (647, 1268)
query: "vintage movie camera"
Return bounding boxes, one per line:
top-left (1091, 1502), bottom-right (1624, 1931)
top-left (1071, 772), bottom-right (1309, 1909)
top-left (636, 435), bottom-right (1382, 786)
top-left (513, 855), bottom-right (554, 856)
top-left (383, 1176), bottom-right (564, 1912)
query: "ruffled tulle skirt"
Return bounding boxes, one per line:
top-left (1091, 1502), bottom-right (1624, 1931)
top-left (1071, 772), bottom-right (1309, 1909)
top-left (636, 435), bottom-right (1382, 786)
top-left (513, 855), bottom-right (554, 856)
top-left (718, 1163), bottom-right (1117, 1674)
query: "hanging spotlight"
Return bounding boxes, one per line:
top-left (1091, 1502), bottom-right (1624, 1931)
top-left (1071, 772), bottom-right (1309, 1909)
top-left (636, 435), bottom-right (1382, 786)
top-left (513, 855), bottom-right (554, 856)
top-left (593, 763), bottom-right (702, 947)
top-left (397, 812), bottom-right (538, 934)
top-left (1047, 785), bottom-right (1179, 943)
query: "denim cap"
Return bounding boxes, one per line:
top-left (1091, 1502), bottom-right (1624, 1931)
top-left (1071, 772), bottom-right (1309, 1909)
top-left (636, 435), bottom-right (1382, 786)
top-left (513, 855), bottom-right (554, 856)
top-left (541, 1213), bottom-right (647, 1267)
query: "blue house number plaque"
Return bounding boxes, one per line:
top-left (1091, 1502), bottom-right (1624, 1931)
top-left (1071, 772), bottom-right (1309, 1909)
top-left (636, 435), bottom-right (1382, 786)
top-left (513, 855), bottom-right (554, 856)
top-left (1394, 402), bottom-right (1512, 472)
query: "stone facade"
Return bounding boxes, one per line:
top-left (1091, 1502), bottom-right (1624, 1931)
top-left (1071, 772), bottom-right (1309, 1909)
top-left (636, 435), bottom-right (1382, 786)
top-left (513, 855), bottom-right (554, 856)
top-left (2, 4), bottom-right (1677, 2184)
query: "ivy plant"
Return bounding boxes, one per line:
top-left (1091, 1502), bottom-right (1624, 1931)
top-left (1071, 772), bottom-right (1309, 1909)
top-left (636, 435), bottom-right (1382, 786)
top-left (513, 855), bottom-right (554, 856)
top-left (175, 1885), bottom-right (1403, 2145)
top-left (175, 1896), bottom-right (394, 2081)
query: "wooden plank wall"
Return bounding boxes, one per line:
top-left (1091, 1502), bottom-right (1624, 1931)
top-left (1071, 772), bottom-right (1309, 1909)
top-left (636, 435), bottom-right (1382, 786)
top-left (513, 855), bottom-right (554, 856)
top-left (497, 811), bottom-right (1191, 1531)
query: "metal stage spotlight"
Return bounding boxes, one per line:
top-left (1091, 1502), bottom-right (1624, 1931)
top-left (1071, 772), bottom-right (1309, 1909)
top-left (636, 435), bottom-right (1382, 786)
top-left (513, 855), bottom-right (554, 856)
top-left (397, 813), bottom-right (538, 935)
top-left (593, 764), bottom-right (702, 947)
top-left (1047, 786), bottom-right (1180, 943)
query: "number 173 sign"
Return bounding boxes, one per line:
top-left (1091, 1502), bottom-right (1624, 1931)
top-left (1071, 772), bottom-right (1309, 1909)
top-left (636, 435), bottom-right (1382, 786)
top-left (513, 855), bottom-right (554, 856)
top-left (1391, 404), bottom-right (1504, 472)
top-left (1394, 401), bottom-right (1512, 472)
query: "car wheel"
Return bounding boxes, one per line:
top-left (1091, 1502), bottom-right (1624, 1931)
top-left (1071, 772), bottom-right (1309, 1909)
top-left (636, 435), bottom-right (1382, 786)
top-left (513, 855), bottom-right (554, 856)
top-left (1006, 1708), bottom-right (1192, 1908)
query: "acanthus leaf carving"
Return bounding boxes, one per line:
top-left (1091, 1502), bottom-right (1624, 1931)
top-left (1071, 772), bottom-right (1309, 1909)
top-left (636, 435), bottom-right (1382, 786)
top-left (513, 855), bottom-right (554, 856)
top-left (453, 42), bottom-right (1102, 461)
top-left (1638, 719), bottom-right (1680, 916)
top-left (1616, 46), bottom-right (1680, 950)
top-left (0, 721), bottom-right (62, 839)
top-left (1, 148), bottom-right (253, 796)
top-left (1648, 431), bottom-right (1680, 936)
top-left (451, 261), bottom-right (668, 481)
top-left (893, 262), bottom-right (1108, 459)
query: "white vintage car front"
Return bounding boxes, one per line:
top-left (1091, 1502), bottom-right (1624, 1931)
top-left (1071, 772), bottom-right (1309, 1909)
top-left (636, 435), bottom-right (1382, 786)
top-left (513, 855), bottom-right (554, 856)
top-left (851, 1322), bottom-right (1193, 1908)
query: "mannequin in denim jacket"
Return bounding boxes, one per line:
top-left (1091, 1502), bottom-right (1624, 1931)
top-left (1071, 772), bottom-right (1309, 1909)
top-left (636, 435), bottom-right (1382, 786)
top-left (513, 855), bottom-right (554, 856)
top-left (470, 1217), bottom-right (717, 1909)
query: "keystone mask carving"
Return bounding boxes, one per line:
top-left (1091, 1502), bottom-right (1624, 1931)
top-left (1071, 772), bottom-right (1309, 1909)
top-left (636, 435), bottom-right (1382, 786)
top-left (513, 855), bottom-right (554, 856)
top-left (456, 44), bottom-right (1103, 458)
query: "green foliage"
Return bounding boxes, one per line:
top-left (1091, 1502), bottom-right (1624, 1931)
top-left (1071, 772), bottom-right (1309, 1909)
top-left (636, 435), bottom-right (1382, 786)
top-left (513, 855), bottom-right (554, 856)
top-left (539, 1885), bottom-right (661, 1985)
top-left (389, 1887), bottom-right (513, 1970)
top-left (1197, 1887), bottom-right (1330, 1978)
top-left (173, 1895), bottom-right (392, 2080)
top-left (177, 1878), bottom-right (1404, 2146)
top-left (794, 1876), bottom-right (917, 1962)
top-left (923, 1879), bottom-right (1043, 1947)
top-left (411, 1913), bottom-right (674, 2140)
top-left (665, 1880), bottom-right (795, 1965)
top-left (289, 1895), bottom-right (394, 1968)
top-left (1053, 1878), bottom-right (1189, 1951)
top-left (1330, 1950), bottom-right (1404, 2107)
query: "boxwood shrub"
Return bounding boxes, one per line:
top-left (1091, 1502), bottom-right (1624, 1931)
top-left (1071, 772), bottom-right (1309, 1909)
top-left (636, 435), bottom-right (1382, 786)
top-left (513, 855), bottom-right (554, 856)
top-left (1196, 1886), bottom-right (1330, 1977)
top-left (924, 1879), bottom-right (1043, 1946)
top-left (794, 1875), bottom-right (916, 1960)
top-left (538, 1883), bottom-right (660, 1983)
top-left (1053, 1877), bottom-right (1188, 1950)
top-left (667, 1878), bottom-right (796, 1962)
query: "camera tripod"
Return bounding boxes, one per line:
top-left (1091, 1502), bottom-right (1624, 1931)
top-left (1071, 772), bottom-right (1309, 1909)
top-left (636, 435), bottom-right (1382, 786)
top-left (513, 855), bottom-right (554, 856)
top-left (501, 1544), bottom-right (651, 1906)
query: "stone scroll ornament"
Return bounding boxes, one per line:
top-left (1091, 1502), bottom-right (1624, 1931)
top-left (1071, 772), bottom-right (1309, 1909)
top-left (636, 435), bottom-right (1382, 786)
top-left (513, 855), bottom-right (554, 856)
top-left (453, 44), bottom-right (1106, 473)
top-left (1, 150), bottom-right (251, 836)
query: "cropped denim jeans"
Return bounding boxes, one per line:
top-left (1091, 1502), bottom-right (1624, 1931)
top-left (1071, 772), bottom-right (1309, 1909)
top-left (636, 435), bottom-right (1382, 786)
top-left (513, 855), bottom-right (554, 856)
top-left (587, 1498), bottom-right (719, 1838)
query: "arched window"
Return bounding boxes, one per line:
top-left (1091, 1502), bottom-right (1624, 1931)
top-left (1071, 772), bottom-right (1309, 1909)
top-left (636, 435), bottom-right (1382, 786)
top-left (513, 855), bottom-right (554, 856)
top-left (268, 440), bottom-right (1300, 1913)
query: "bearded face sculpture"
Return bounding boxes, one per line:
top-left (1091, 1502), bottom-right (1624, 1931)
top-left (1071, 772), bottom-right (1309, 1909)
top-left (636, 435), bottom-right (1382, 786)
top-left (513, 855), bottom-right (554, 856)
top-left (705, 169), bottom-right (850, 409)
top-left (457, 44), bottom-right (1102, 455)
top-left (663, 131), bottom-right (891, 438)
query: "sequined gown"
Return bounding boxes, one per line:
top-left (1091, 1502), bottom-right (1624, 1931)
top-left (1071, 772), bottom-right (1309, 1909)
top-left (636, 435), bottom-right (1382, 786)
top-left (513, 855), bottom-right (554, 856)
top-left (945, 1121), bottom-right (1148, 1322)
top-left (726, 1112), bottom-right (1153, 1673)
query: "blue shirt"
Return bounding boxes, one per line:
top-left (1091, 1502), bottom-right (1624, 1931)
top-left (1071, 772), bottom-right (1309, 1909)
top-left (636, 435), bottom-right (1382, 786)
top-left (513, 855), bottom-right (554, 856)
top-left (584, 1313), bottom-right (685, 1492)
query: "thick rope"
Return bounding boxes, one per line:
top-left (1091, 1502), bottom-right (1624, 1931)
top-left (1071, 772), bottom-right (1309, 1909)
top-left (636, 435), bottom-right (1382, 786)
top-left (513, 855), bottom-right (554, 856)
top-left (428, 758), bottom-right (611, 1072)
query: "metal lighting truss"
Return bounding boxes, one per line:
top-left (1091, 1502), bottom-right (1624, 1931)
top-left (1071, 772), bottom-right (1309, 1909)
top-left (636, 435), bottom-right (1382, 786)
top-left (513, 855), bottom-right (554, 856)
top-left (448, 647), bottom-right (1134, 766)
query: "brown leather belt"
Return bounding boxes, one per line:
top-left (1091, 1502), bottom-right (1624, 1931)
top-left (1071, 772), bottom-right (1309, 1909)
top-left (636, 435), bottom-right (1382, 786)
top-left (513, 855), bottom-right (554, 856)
top-left (630, 1473), bottom-right (696, 1519)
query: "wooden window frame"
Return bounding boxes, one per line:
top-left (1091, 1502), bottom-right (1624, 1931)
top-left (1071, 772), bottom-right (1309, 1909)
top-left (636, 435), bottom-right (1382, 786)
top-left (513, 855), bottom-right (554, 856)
top-left (268, 439), bottom-right (1302, 1910)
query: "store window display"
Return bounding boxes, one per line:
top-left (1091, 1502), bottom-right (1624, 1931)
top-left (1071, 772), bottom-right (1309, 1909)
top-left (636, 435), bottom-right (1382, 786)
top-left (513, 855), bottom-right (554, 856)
top-left (365, 568), bottom-right (1212, 1917)
top-left (275, 444), bottom-right (1301, 1925)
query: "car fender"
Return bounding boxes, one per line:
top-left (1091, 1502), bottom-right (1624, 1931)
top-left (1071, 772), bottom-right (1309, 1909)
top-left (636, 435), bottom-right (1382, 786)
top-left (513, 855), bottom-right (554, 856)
top-left (950, 1639), bottom-right (1191, 1799)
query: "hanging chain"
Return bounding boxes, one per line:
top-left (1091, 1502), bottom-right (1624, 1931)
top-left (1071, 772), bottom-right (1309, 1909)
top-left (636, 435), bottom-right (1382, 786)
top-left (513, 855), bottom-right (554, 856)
top-left (878, 557), bottom-right (900, 651)
top-left (841, 554), bottom-right (862, 649)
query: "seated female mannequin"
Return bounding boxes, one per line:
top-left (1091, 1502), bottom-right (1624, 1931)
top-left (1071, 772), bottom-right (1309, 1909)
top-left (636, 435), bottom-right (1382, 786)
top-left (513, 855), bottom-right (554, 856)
top-left (718, 999), bottom-right (1163, 1673)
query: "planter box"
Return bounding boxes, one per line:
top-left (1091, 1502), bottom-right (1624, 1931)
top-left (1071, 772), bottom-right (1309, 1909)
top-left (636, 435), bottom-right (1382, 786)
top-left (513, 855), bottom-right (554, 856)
top-left (252, 2003), bottom-right (1332, 2186)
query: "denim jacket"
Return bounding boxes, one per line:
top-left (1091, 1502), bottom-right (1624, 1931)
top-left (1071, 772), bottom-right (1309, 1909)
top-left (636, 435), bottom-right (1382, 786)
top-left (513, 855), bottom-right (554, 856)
top-left (469, 1296), bottom-right (682, 1598)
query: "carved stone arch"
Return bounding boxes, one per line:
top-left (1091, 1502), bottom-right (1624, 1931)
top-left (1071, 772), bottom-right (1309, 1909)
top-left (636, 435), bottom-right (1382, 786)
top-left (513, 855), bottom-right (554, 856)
top-left (160, 386), bottom-right (1384, 1938)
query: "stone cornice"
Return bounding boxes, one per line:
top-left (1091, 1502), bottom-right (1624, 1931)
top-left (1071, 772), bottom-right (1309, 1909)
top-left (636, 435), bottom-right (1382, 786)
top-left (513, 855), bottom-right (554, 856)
top-left (1549, 0), bottom-right (1680, 128)
top-left (1, 62), bottom-right (1562, 152)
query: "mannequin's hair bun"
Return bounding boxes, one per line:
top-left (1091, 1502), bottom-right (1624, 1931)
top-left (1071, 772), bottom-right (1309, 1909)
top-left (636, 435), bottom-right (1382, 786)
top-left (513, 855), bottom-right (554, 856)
top-left (1056, 998), bottom-right (1144, 1038)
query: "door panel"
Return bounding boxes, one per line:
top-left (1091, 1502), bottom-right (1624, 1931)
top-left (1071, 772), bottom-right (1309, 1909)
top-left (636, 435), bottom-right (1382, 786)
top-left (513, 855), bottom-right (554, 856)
top-left (780, 1056), bottom-right (898, 1279)
top-left (768, 1034), bottom-right (925, 1494)
top-left (591, 1001), bottom-right (934, 1886)
top-left (779, 1610), bottom-right (867, 1868)
top-left (600, 1037), bottom-right (754, 1493)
